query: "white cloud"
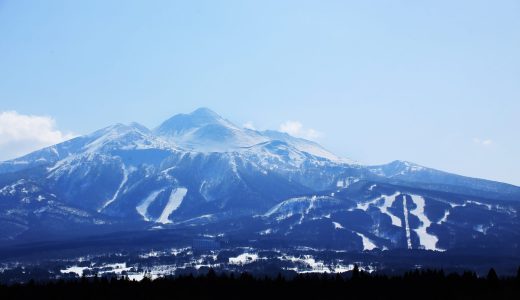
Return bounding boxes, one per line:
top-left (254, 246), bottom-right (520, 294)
top-left (473, 138), bottom-right (493, 146)
top-left (279, 120), bottom-right (321, 140)
top-left (243, 121), bottom-right (256, 130)
top-left (0, 111), bottom-right (76, 161)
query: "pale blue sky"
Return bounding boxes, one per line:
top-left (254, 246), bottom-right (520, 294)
top-left (0, 1), bottom-right (519, 185)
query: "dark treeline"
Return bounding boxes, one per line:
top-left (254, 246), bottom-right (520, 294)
top-left (1, 266), bottom-right (520, 300)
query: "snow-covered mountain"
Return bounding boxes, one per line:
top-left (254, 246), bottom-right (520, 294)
top-left (153, 107), bottom-right (347, 163)
top-left (0, 108), bottom-right (519, 252)
top-left (154, 108), bottom-right (268, 152)
top-left (254, 180), bottom-right (519, 251)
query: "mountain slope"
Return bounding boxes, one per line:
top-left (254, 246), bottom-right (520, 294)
top-left (254, 180), bottom-right (520, 251)
top-left (0, 108), bottom-right (518, 252)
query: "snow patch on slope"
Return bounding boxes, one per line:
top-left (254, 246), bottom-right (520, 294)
top-left (136, 189), bottom-right (165, 221)
top-left (381, 193), bottom-right (403, 227)
top-left (229, 253), bottom-right (259, 265)
top-left (336, 177), bottom-right (360, 189)
top-left (409, 195), bottom-right (443, 251)
top-left (358, 192), bottom-right (402, 227)
top-left (156, 188), bottom-right (188, 224)
top-left (355, 232), bottom-right (377, 251)
top-left (99, 165), bottom-right (130, 212)
top-left (298, 195), bottom-right (317, 224)
top-left (437, 210), bottom-right (450, 225)
top-left (402, 195), bottom-right (412, 249)
top-left (332, 222), bottom-right (344, 229)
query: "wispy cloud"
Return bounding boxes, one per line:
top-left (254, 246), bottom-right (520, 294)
top-left (473, 138), bottom-right (493, 146)
top-left (0, 111), bottom-right (76, 161)
top-left (279, 120), bottom-right (321, 140)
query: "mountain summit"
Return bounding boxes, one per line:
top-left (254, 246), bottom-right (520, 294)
top-left (154, 108), bottom-right (268, 152)
top-left (152, 108), bottom-right (344, 162)
top-left (155, 108), bottom-right (230, 136)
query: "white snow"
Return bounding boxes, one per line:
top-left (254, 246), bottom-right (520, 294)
top-left (356, 198), bottom-right (374, 211)
top-left (332, 222), bottom-right (344, 229)
top-left (101, 263), bottom-right (131, 274)
top-left (449, 200), bottom-right (493, 210)
top-left (50, 146), bottom-right (59, 156)
top-left (466, 200), bottom-right (493, 210)
top-left (0, 179), bottom-right (35, 196)
top-left (139, 250), bottom-right (162, 259)
top-left (291, 141), bottom-right (347, 163)
top-left (156, 187), bottom-right (188, 224)
top-left (402, 195), bottom-right (412, 249)
top-left (126, 273), bottom-right (146, 281)
top-left (474, 224), bottom-right (492, 234)
top-left (282, 255), bottom-right (327, 273)
top-left (437, 210), bottom-right (450, 224)
top-left (356, 192), bottom-right (402, 227)
top-left (136, 189), bottom-right (165, 221)
top-left (336, 177), bottom-right (360, 189)
top-left (259, 228), bottom-right (273, 235)
top-left (279, 255), bottom-right (371, 274)
top-left (265, 195), bottom-right (331, 222)
top-left (368, 184), bottom-right (377, 191)
top-left (395, 161), bottom-right (426, 176)
top-left (355, 232), bottom-right (377, 251)
top-left (260, 129), bottom-right (352, 163)
top-left (409, 195), bottom-right (443, 251)
top-left (157, 110), bottom-right (269, 153)
top-left (297, 195), bottom-right (318, 224)
top-left (60, 266), bottom-right (89, 276)
top-left (332, 264), bottom-right (356, 273)
top-left (99, 165), bottom-right (129, 212)
top-left (229, 253), bottom-right (259, 265)
top-left (381, 193), bottom-right (403, 227)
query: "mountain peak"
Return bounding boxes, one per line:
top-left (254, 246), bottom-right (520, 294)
top-left (154, 108), bottom-right (229, 137)
top-left (150, 108), bottom-right (352, 160)
top-left (190, 107), bottom-right (220, 118)
top-left (153, 108), bottom-right (267, 152)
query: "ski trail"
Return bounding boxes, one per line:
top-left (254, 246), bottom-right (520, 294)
top-left (99, 165), bottom-right (129, 212)
top-left (157, 188), bottom-right (188, 224)
top-left (402, 194), bottom-right (412, 249)
top-left (136, 189), bottom-right (165, 221)
top-left (409, 195), bottom-right (443, 251)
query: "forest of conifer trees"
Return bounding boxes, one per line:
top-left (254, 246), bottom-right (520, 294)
top-left (1, 266), bottom-right (519, 300)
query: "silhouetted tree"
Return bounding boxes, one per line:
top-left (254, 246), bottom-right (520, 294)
top-left (207, 268), bottom-right (216, 279)
top-left (275, 272), bottom-right (284, 283)
top-left (352, 264), bottom-right (360, 279)
top-left (1, 267), bottom-right (520, 300)
top-left (487, 268), bottom-right (498, 281)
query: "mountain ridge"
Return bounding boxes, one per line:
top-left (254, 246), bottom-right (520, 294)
top-left (0, 108), bottom-right (518, 252)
